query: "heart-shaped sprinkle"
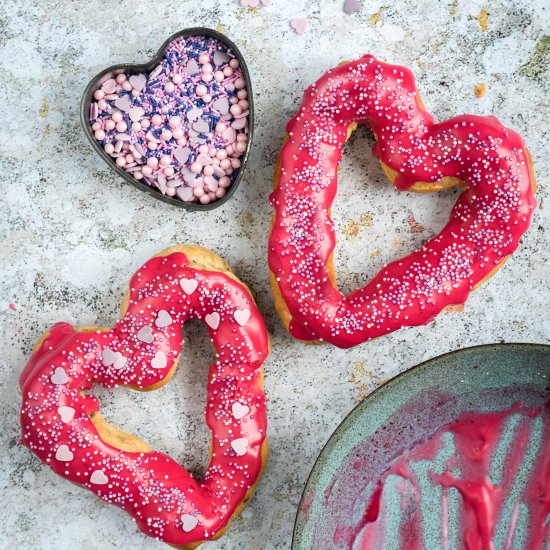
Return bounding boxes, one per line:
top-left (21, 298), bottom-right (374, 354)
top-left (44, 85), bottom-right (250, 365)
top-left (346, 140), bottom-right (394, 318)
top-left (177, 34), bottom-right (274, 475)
top-left (155, 309), bottom-right (173, 328)
top-left (212, 97), bottom-right (230, 115)
top-left (204, 176), bottom-right (218, 192)
top-left (128, 106), bottom-right (145, 122)
top-left (213, 50), bottom-right (231, 66)
top-left (173, 147), bottom-right (191, 165)
top-left (187, 107), bottom-right (203, 121)
top-left (176, 186), bottom-right (194, 202)
top-left (102, 348), bottom-right (127, 369)
top-left (114, 94), bottom-right (132, 112)
top-left (205, 312), bottom-right (220, 330)
top-left (90, 470), bottom-right (108, 485)
top-left (290, 18), bottom-right (309, 34)
top-left (180, 278), bottom-right (198, 295)
top-left (343, 0), bottom-right (362, 14)
top-left (137, 325), bottom-right (154, 343)
top-left (183, 59), bottom-right (199, 75)
top-left (182, 168), bottom-right (197, 184)
top-left (231, 117), bottom-right (247, 130)
top-left (181, 514), bottom-right (198, 532)
top-left (55, 444), bottom-right (74, 462)
top-left (151, 350), bottom-right (167, 369)
top-left (101, 348), bottom-right (116, 366)
top-left (232, 402), bottom-right (250, 420)
top-left (234, 308), bottom-right (251, 326)
top-left (51, 367), bottom-right (68, 385)
top-left (193, 119), bottom-right (210, 134)
top-left (222, 127), bottom-right (237, 143)
top-left (231, 437), bottom-right (249, 456)
top-left (113, 353), bottom-right (127, 370)
top-left (129, 73), bottom-right (147, 92)
top-left (101, 78), bottom-right (116, 94)
top-left (58, 406), bottom-right (75, 423)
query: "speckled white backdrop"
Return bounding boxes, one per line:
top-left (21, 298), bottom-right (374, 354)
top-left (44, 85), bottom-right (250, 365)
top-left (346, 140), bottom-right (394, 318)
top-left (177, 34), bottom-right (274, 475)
top-left (0, 0), bottom-right (549, 548)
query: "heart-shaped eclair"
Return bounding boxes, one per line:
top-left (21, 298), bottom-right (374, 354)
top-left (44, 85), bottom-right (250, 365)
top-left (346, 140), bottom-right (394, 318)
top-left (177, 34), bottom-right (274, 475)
top-left (20, 245), bottom-right (269, 548)
top-left (268, 55), bottom-right (536, 348)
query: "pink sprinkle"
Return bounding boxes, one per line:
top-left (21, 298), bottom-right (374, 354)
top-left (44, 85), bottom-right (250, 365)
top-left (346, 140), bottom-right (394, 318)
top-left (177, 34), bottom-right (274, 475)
top-left (343, 0), bottom-right (362, 14)
top-left (8, 303), bottom-right (16, 311)
top-left (290, 18), bottom-right (308, 34)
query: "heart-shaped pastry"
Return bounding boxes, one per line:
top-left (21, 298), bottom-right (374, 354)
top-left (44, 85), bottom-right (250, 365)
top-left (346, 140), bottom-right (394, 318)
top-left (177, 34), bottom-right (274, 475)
top-left (269, 55), bottom-right (536, 348)
top-left (81, 28), bottom-right (254, 211)
top-left (20, 245), bottom-right (269, 548)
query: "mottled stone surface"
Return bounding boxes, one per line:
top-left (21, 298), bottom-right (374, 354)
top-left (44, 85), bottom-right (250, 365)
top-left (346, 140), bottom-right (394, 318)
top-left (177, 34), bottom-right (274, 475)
top-left (0, 0), bottom-right (548, 548)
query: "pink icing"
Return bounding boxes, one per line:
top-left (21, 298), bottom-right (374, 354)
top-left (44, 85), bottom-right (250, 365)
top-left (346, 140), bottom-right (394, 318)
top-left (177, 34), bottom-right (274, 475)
top-left (356, 403), bottom-right (550, 549)
top-left (268, 55), bottom-right (536, 348)
top-left (19, 251), bottom-right (269, 546)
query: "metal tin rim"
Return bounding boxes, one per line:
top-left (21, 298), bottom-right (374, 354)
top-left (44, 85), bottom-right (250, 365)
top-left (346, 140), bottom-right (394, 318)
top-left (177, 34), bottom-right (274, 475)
top-left (80, 27), bottom-right (254, 211)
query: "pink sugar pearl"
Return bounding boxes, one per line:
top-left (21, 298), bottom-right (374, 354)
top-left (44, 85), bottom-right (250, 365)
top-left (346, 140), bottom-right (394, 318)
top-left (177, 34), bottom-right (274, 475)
top-left (202, 74), bottom-right (213, 83)
top-left (166, 187), bottom-right (176, 197)
top-left (193, 187), bottom-right (204, 198)
top-left (191, 162), bottom-right (202, 174)
top-left (215, 123), bottom-right (226, 134)
top-left (238, 99), bottom-right (249, 110)
top-left (112, 111), bottom-right (123, 123)
top-left (116, 74), bottom-right (127, 83)
top-left (230, 59), bottom-right (239, 69)
top-left (147, 157), bottom-right (159, 168)
top-left (236, 133), bottom-right (247, 142)
top-left (169, 116), bottom-right (181, 128)
top-left (160, 155), bottom-right (171, 167)
top-left (125, 153), bottom-right (135, 163)
top-left (196, 84), bottom-right (207, 96)
top-left (97, 99), bottom-right (107, 110)
top-left (214, 71), bottom-right (224, 82)
top-left (151, 114), bottom-right (163, 126)
top-left (220, 159), bottom-right (231, 170)
top-left (142, 165), bottom-right (153, 176)
top-left (172, 74), bottom-right (183, 85)
top-left (116, 121), bottom-right (127, 132)
top-left (161, 129), bottom-right (173, 141)
top-left (235, 142), bottom-right (247, 154)
top-left (237, 89), bottom-right (247, 100)
top-left (94, 129), bottom-right (105, 140)
top-left (164, 167), bottom-right (175, 177)
top-left (202, 63), bottom-right (213, 74)
top-left (230, 104), bottom-right (242, 116)
top-left (92, 122), bottom-right (101, 131)
top-left (131, 122), bottom-right (141, 132)
top-left (141, 119), bottom-right (151, 129)
top-left (203, 165), bottom-right (214, 176)
top-left (235, 78), bottom-right (245, 89)
top-left (148, 142), bottom-right (158, 151)
top-left (104, 143), bottom-right (114, 154)
top-left (216, 149), bottom-right (227, 160)
top-left (165, 81), bottom-right (175, 93)
top-left (203, 93), bottom-right (212, 103)
top-left (116, 156), bottom-right (126, 167)
top-left (198, 53), bottom-right (210, 64)
top-left (134, 171), bottom-right (143, 180)
top-left (172, 127), bottom-right (184, 139)
top-left (223, 67), bottom-right (233, 77)
top-left (122, 81), bottom-right (132, 92)
top-left (94, 90), bottom-right (105, 100)
top-left (200, 194), bottom-right (211, 205)
top-left (219, 176), bottom-right (231, 188)
top-left (215, 187), bottom-right (226, 199)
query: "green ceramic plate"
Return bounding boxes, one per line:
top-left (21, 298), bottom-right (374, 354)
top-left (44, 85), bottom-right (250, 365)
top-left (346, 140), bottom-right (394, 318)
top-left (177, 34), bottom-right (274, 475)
top-left (293, 344), bottom-right (550, 549)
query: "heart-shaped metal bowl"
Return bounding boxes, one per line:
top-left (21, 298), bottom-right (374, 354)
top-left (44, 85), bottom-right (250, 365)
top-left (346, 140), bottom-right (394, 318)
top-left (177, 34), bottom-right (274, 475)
top-left (80, 28), bottom-right (254, 211)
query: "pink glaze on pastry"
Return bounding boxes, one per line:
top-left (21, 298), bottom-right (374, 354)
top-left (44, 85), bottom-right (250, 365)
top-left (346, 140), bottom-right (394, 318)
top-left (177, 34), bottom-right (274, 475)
top-left (19, 251), bottom-right (268, 546)
top-left (268, 55), bottom-right (536, 348)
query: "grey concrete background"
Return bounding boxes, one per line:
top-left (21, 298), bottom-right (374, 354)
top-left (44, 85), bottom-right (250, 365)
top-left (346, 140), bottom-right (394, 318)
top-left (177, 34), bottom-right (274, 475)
top-left (0, 0), bottom-right (548, 548)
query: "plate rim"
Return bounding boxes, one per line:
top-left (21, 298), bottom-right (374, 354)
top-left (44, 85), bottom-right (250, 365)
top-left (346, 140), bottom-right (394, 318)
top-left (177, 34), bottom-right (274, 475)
top-left (291, 342), bottom-right (550, 548)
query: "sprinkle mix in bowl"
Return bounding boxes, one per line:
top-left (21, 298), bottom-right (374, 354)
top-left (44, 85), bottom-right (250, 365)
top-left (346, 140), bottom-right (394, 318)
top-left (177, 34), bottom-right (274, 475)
top-left (83, 29), bottom-right (252, 209)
